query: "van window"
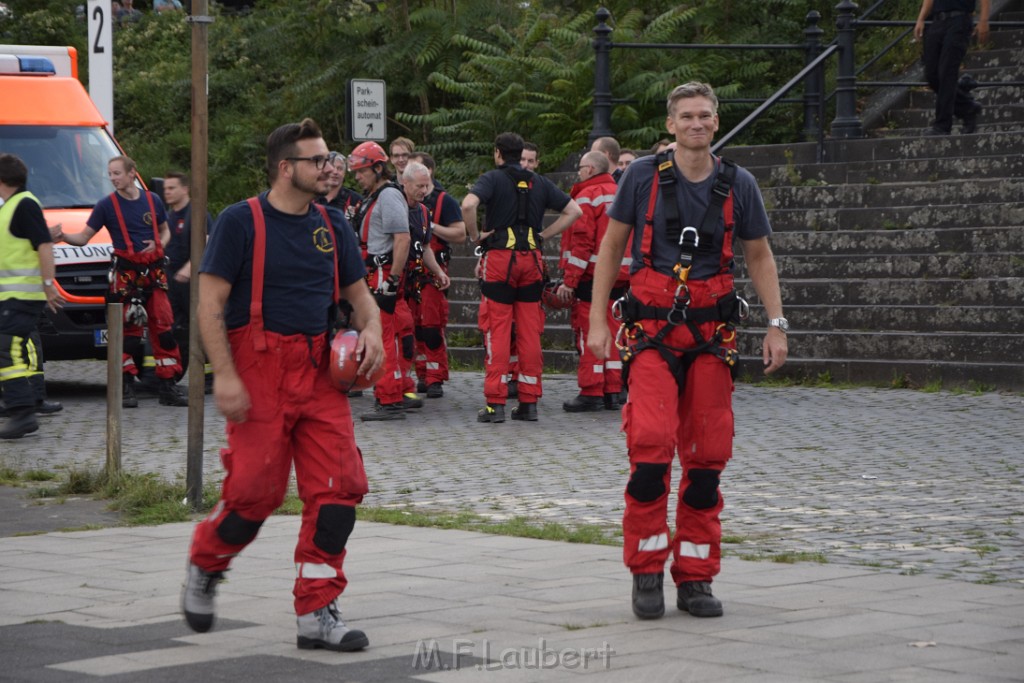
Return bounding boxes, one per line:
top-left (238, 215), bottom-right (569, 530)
top-left (0, 124), bottom-right (122, 208)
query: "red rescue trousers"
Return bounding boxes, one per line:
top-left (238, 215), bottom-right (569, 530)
top-left (110, 261), bottom-right (182, 379)
top-left (571, 295), bottom-right (623, 397)
top-left (368, 265), bottom-right (404, 405)
top-left (414, 276), bottom-right (450, 385)
top-left (620, 269), bottom-right (737, 585)
top-left (478, 249), bottom-right (544, 404)
top-left (189, 325), bottom-right (368, 615)
top-left (395, 296), bottom-right (415, 394)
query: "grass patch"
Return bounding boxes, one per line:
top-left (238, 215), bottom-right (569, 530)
top-left (735, 550), bottom-right (828, 564)
top-left (358, 506), bottom-right (619, 545)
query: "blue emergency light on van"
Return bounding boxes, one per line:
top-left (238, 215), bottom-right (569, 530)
top-left (17, 56), bottom-right (56, 74)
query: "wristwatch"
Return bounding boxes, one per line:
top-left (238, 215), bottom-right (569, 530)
top-left (768, 317), bottom-right (790, 333)
top-left (43, 279), bottom-right (54, 287)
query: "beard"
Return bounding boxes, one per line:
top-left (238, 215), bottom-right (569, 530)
top-left (291, 172), bottom-right (327, 196)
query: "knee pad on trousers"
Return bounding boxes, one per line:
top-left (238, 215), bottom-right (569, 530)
top-left (158, 330), bottom-right (178, 351)
top-left (417, 327), bottom-right (443, 350)
top-left (627, 462), bottom-right (668, 502)
top-left (216, 511), bottom-right (264, 545)
top-left (313, 504), bottom-right (356, 555)
top-left (682, 469), bottom-right (721, 510)
top-left (401, 334), bottom-right (415, 360)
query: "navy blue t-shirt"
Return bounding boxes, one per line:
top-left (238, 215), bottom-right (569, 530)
top-left (608, 154), bottom-right (771, 280)
top-left (87, 191), bottom-right (167, 252)
top-left (6, 189), bottom-right (51, 248)
top-left (469, 163), bottom-right (570, 231)
top-left (165, 202), bottom-right (214, 272)
top-left (200, 192), bottom-right (366, 336)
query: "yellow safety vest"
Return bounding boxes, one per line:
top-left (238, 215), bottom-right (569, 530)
top-left (0, 191), bottom-right (46, 301)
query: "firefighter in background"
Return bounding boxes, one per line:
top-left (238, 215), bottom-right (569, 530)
top-left (401, 161), bottom-right (451, 387)
top-left (408, 152), bottom-right (466, 398)
top-left (57, 155), bottom-right (188, 408)
top-left (557, 150), bottom-right (628, 412)
top-left (348, 142), bottom-right (418, 421)
top-left (462, 132), bottom-right (581, 423)
top-left (588, 82), bottom-right (787, 620)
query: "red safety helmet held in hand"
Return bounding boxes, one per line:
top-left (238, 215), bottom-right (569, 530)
top-left (329, 329), bottom-right (386, 391)
top-left (348, 142), bottom-right (388, 171)
top-left (541, 279), bottom-right (574, 310)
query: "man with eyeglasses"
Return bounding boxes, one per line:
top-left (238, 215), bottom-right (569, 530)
top-left (318, 152), bottom-right (363, 222)
top-left (389, 137), bottom-right (415, 185)
top-left (182, 117), bottom-right (383, 652)
top-left (557, 150), bottom-right (626, 413)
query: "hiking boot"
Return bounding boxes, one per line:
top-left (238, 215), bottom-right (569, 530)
top-left (347, 389), bottom-right (364, 398)
top-left (961, 104), bottom-right (982, 134)
top-left (677, 580), bottom-right (723, 617)
top-left (506, 379), bottom-right (518, 398)
top-left (0, 407), bottom-right (39, 439)
top-left (182, 562), bottom-right (224, 633)
top-left (477, 403), bottom-right (505, 423)
top-left (511, 402), bottom-right (538, 421)
top-left (296, 600), bottom-right (368, 652)
top-left (425, 382), bottom-right (444, 398)
top-left (401, 392), bottom-right (424, 410)
top-left (158, 379), bottom-right (189, 407)
top-left (416, 379), bottom-right (428, 394)
top-left (360, 401), bottom-right (406, 421)
top-left (923, 126), bottom-right (950, 136)
top-left (122, 377), bottom-right (138, 409)
top-left (35, 400), bottom-right (63, 415)
top-left (631, 573), bottom-right (664, 619)
top-left (604, 392), bottom-right (621, 410)
top-left (563, 394), bottom-right (604, 413)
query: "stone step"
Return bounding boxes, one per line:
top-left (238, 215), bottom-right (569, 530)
top-left (876, 121), bottom-right (1024, 137)
top-left (884, 104), bottom-right (1024, 127)
top-left (722, 129), bottom-right (1024, 168)
top-left (964, 46), bottom-right (1024, 68)
top-left (750, 252), bottom-right (1022, 280)
top-left (751, 152), bottom-right (1024, 186)
top-left (766, 201), bottom-right (1024, 231)
top-left (776, 304), bottom-right (1024, 334)
top-left (985, 25), bottom-right (1024, 49)
top-left (763, 177), bottom-right (1024, 210)
top-left (905, 83), bottom-right (1024, 108)
top-left (743, 277), bottom-right (1024, 309)
top-left (766, 226), bottom-right (1024, 255)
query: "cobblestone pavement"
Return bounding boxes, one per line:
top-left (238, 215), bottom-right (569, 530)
top-left (4, 361), bottom-right (1022, 587)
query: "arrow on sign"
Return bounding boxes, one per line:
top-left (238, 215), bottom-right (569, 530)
top-left (365, 123), bottom-right (374, 137)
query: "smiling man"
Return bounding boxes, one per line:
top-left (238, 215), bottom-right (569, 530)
top-left (587, 82), bottom-right (787, 621)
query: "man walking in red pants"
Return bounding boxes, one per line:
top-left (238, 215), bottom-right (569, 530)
top-left (588, 82), bottom-right (788, 620)
top-left (182, 118), bottom-right (383, 652)
top-left (463, 132), bottom-right (580, 423)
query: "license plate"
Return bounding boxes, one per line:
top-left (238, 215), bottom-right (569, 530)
top-left (94, 329), bottom-right (108, 347)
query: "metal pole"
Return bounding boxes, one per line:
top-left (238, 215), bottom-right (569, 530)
top-left (830, 0), bottom-right (865, 139)
top-left (105, 302), bottom-right (122, 479)
top-left (803, 11), bottom-right (823, 141)
top-left (589, 7), bottom-right (614, 143)
top-left (186, 0), bottom-right (212, 511)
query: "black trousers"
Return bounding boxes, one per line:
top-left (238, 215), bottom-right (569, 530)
top-left (922, 13), bottom-right (978, 132)
top-left (0, 299), bottom-right (45, 410)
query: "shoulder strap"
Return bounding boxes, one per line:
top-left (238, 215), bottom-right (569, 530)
top-left (698, 158), bottom-right (736, 241)
top-left (245, 197), bottom-right (268, 351)
top-left (313, 204), bottom-right (341, 305)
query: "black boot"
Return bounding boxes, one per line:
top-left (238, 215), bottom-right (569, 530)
top-left (158, 379), bottom-right (189, 407)
top-left (123, 376), bottom-right (139, 409)
top-left (677, 580), bottom-right (723, 617)
top-left (510, 402), bottom-right (538, 421)
top-left (0, 406), bottom-right (39, 439)
top-left (631, 573), bottom-right (665, 619)
top-left (563, 394), bottom-right (604, 413)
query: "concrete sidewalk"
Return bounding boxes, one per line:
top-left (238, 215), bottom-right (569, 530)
top-left (1, 517), bottom-right (1022, 682)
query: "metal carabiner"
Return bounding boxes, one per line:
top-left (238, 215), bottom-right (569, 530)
top-left (611, 295), bottom-right (626, 322)
top-left (474, 245), bottom-right (484, 258)
top-left (737, 295), bottom-right (750, 320)
top-left (716, 323), bottom-right (736, 344)
top-left (679, 226), bottom-right (699, 249)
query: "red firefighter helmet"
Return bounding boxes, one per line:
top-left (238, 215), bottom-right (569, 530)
top-left (347, 142), bottom-right (388, 171)
top-left (329, 329), bottom-right (386, 391)
top-left (541, 279), bottom-right (574, 310)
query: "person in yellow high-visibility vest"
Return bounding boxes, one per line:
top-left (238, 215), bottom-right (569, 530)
top-left (0, 153), bottom-right (64, 439)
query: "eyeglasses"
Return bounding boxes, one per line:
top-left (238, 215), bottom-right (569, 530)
top-left (391, 152), bottom-right (410, 160)
top-left (578, 164), bottom-right (594, 172)
top-left (286, 155), bottom-right (331, 170)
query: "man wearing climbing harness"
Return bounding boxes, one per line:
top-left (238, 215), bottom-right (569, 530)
top-left (182, 118), bottom-right (383, 652)
top-left (58, 156), bottom-right (188, 408)
top-left (348, 141), bottom-right (419, 421)
top-left (463, 132), bottom-right (582, 423)
top-left (587, 82), bottom-right (788, 620)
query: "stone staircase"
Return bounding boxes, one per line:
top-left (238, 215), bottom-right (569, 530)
top-left (444, 5), bottom-right (1024, 391)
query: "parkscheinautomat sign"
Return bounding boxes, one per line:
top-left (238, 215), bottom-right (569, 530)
top-left (348, 79), bottom-right (386, 142)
